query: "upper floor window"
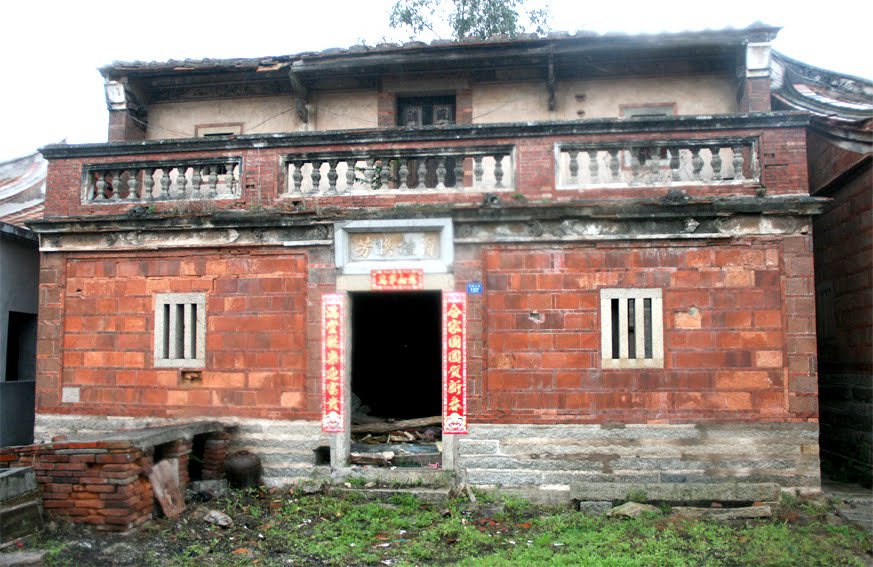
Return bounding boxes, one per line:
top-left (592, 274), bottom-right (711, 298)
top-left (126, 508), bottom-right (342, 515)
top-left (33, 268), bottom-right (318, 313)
top-left (397, 95), bottom-right (456, 127)
top-left (600, 288), bottom-right (664, 369)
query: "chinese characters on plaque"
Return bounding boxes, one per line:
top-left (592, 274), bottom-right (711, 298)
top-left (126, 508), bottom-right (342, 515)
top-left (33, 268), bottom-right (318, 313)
top-left (442, 292), bottom-right (467, 434)
top-left (370, 269), bottom-right (425, 291)
top-left (321, 293), bottom-right (345, 432)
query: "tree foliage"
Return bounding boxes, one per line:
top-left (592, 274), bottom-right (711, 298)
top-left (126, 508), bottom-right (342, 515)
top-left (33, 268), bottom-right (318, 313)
top-left (389, 0), bottom-right (549, 41)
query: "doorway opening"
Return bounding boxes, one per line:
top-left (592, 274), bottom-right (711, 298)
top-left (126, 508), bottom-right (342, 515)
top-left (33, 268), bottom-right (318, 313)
top-left (350, 291), bottom-right (442, 467)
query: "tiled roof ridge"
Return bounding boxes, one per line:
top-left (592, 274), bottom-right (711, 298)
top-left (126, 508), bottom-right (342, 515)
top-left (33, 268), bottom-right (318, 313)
top-left (100, 23), bottom-right (780, 75)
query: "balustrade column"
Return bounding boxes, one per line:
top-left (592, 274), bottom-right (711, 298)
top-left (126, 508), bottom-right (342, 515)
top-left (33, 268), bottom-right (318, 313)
top-left (143, 168), bottom-right (155, 200)
top-left (127, 170), bottom-right (139, 200)
top-left (159, 169), bottom-right (170, 199)
top-left (567, 150), bottom-right (579, 184)
top-left (345, 160), bottom-right (356, 192)
top-left (191, 166), bottom-right (203, 198)
top-left (587, 150), bottom-right (599, 184)
top-left (709, 146), bottom-right (723, 181)
top-left (326, 160), bottom-right (339, 194)
top-left (435, 157), bottom-right (447, 190)
top-left (291, 162), bottom-right (304, 194)
top-left (94, 173), bottom-right (106, 200)
top-left (493, 154), bottom-right (505, 188)
top-left (310, 161), bottom-right (322, 194)
top-left (453, 157), bottom-right (464, 189)
top-left (732, 145), bottom-right (745, 181)
top-left (110, 171), bottom-right (121, 201)
top-left (417, 159), bottom-right (427, 190)
top-left (691, 148), bottom-right (704, 181)
top-left (398, 158), bottom-right (409, 190)
top-left (608, 149), bottom-right (620, 182)
top-left (176, 166), bottom-right (188, 198)
top-left (224, 162), bottom-right (236, 196)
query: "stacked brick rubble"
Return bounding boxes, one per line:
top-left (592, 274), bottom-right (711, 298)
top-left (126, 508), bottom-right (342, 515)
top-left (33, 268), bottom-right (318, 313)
top-left (0, 441), bottom-right (155, 531)
top-left (0, 432), bottom-right (225, 532)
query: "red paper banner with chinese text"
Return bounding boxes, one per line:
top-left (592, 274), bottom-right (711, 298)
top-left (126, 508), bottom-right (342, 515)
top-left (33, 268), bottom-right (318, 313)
top-left (371, 269), bottom-right (425, 291)
top-left (442, 292), bottom-right (467, 434)
top-left (321, 293), bottom-right (345, 433)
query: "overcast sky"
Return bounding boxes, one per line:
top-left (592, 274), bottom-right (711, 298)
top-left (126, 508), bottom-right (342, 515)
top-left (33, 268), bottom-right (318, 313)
top-left (0, 0), bottom-right (870, 161)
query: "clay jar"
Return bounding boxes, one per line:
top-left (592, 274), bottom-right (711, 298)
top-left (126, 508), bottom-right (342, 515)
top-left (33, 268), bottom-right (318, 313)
top-left (224, 450), bottom-right (262, 488)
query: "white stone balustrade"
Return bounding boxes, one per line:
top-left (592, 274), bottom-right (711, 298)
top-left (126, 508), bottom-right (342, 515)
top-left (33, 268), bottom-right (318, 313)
top-left (556, 139), bottom-right (759, 189)
top-left (84, 159), bottom-right (241, 203)
top-left (282, 148), bottom-right (514, 196)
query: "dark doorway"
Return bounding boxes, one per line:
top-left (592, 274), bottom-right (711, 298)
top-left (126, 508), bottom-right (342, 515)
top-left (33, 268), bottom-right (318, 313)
top-left (351, 291), bottom-right (442, 420)
top-left (5, 311), bottom-right (37, 381)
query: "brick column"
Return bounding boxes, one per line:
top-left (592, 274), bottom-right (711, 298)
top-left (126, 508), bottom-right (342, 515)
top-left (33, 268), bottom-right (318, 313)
top-left (201, 432), bottom-right (230, 480)
top-left (783, 234), bottom-right (819, 418)
top-left (163, 439), bottom-right (193, 489)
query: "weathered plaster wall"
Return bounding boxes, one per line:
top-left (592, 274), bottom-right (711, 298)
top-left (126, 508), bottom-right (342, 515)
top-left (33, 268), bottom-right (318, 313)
top-left (473, 75), bottom-right (737, 123)
top-left (313, 91), bottom-right (379, 131)
top-left (146, 96), bottom-right (303, 139)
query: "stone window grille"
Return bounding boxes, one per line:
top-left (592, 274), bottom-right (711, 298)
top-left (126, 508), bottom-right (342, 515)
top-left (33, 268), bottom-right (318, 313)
top-left (154, 293), bottom-right (206, 368)
top-left (600, 288), bottom-right (664, 369)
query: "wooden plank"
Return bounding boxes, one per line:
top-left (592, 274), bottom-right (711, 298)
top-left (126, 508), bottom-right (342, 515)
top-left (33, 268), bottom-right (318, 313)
top-left (148, 458), bottom-right (185, 519)
top-left (351, 416), bottom-right (441, 434)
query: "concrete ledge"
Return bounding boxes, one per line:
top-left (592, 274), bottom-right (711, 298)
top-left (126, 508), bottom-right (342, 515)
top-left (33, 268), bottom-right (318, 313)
top-left (570, 482), bottom-right (781, 503)
top-left (0, 468), bottom-right (38, 502)
top-left (63, 421), bottom-right (226, 450)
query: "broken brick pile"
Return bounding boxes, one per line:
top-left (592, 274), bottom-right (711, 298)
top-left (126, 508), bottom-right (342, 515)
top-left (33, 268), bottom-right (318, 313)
top-left (0, 431), bottom-right (228, 531)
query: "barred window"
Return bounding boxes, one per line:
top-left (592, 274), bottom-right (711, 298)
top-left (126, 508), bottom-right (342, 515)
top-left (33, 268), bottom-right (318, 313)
top-left (154, 293), bottom-right (206, 368)
top-left (600, 288), bottom-right (664, 369)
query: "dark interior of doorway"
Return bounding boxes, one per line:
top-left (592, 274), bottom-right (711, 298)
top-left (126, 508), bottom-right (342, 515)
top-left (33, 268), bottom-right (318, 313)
top-left (351, 291), bottom-right (442, 420)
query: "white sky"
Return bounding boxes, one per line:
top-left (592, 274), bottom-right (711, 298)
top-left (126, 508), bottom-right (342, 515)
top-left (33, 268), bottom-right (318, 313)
top-left (0, 0), bottom-right (870, 161)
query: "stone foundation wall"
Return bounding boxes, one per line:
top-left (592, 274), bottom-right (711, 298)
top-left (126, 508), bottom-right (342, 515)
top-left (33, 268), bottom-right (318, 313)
top-left (459, 423), bottom-right (820, 495)
top-left (34, 414), bottom-right (328, 487)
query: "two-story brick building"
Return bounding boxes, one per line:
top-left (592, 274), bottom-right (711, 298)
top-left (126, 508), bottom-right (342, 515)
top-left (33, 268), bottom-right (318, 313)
top-left (24, 24), bottom-right (825, 508)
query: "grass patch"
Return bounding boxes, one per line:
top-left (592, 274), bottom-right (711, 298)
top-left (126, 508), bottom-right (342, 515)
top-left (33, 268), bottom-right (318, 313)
top-left (16, 489), bottom-right (873, 566)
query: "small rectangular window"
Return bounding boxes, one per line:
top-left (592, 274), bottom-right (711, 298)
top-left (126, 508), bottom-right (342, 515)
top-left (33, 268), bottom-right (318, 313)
top-left (195, 123), bottom-right (243, 137)
top-left (154, 293), bottom-right (206, 368)
top-left (600, 288), bottom-right (663, 369)
top-left (620, 103), bottom-right (677, 118)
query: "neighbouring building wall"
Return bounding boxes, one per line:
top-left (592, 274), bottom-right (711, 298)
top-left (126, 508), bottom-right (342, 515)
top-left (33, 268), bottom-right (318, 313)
top-left (146, 96), bottom-right (304, 139)
top-left (0, 232), bottom-right (39, 379)
top-left (810, 134), bottom-right (873, 487)
top-left (473, 75), bottom-right (738, 123)
top-left (0, 230), bottom-right (39, 446)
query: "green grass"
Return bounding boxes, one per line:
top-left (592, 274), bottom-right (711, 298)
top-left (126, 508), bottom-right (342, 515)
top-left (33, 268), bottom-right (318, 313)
top-left (24, 489), bottom-right (873, 566)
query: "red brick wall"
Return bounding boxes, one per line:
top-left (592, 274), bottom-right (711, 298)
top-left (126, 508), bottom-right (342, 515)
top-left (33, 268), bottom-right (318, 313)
top-left (467, 237), bottom-right (817, 424)
top-left (38, 248), bottom-right (316, 420)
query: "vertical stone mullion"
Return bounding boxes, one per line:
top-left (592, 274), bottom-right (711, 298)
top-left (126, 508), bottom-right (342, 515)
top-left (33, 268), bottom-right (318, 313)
top-left (618, 299), bottom-right (629, 360)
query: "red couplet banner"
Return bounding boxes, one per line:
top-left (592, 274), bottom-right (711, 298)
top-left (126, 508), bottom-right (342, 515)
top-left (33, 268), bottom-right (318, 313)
top-left (442, 292), bottom-right (467, 434)
top-left (370, 269), bottom-right (425, 291)
top-left (321, 293), bottom-right (345, 432)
